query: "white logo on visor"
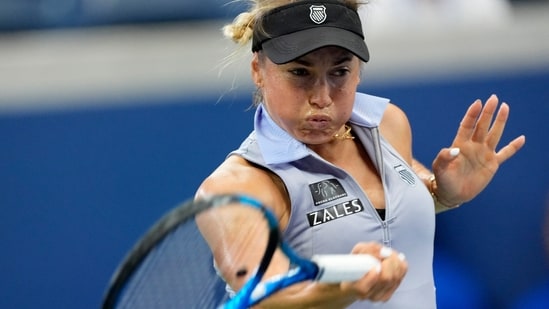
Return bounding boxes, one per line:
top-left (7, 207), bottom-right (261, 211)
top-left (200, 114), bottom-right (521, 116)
top-left (309, 5), bottom-right (327, 24)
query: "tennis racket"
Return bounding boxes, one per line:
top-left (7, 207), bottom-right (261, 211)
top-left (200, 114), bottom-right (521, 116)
top-left (101, 194), bottom-right (379, 309)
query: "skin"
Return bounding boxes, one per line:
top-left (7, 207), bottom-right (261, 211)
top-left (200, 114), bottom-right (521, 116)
top-left (196, 46), bottom-right (526, 308)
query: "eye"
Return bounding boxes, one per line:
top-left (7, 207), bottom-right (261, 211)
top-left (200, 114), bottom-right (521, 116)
top-left (332, 67), bottom-right (351, 77)
top-left (289, 68), bottom-right (309, 76)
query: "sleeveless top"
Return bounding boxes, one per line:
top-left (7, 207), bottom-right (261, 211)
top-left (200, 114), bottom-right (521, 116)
top-left (229, 93), bottom-right (437, 308)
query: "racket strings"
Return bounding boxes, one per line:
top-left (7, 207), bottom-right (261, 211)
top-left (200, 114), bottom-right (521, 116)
top-left (115, 219), bottom-right (228, 309)
top-left (105, 196), bottom-right (282, 309)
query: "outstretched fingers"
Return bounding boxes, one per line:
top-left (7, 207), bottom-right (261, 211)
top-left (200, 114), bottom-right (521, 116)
top-left (485, 101), bottom-right (511, 150)
top-left (454, 95), bottom-right (513, 150)
top-left (453, 99), bottom-right (482, 144)
top-left (471, 96), bottom-right (526, 164)
top-left (495, 135), bottom-right (526, 164)
top-left (471, 94), bottom-right (499, 143)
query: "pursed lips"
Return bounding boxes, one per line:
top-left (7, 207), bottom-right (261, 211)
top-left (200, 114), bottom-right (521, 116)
top-left (305, 114), bottom-right (333, 130)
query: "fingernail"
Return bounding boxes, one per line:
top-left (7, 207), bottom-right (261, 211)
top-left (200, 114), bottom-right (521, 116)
top-left (380, 246), bottom-right (393, 258)
top-left (398, 253), bottom-right (406, 261)
top-left (449, 148), bottom-right (460, 157)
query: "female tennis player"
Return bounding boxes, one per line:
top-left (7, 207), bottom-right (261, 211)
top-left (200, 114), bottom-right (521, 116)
top-left (195, 0), bottom-right (526, 308)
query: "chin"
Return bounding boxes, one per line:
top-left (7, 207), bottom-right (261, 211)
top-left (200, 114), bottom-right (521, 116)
top-left (301, 135), bottom-right (333, 146)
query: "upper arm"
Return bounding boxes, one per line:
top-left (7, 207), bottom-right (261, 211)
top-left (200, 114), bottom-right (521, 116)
top-left (196, 155), bottom-right (289, 220)
top-left (379, 103), bottom-right (413, 165)
top-left (195, 155), bottom-right (292, 292)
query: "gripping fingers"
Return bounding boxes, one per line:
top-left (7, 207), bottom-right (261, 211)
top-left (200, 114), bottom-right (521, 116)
top-left (367, 248), bottom-right (408, 302)
top-left (347, 247), bottom-right (408, 302)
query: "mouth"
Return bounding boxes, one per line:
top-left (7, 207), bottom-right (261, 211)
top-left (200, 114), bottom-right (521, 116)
top-left (305, 115), bottom-right (332, 130)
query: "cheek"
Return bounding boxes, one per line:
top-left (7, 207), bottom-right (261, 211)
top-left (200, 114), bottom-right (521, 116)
top-left (340, 73), bottom-right (361, 93)
top-left (333, 77), bottom-right (359, 102)
top-left (263, 78), bottom-right (284, 97)
top-left (333, 79), bottom-right (359, 119)
top-left (263, 75), bottom-right (303, 107)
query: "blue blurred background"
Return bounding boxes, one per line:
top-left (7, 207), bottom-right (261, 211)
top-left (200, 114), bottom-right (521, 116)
top-left (0, 0), bottom-right (548, 308)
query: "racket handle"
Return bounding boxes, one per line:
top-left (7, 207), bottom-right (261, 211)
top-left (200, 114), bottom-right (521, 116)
top-left (312, 254), bottom-right (380, 283)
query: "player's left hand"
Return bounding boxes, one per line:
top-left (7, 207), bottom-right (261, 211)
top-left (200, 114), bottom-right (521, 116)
top-left (431, 94), bottom-right (526, 206)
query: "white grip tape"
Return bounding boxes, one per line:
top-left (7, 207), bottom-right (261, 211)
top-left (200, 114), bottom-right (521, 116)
top-left (312, 254), bottom-right (380, 283)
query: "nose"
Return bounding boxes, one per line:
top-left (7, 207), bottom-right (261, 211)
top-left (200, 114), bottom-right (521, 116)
top-left (309, 77), bottom-right (333, 109)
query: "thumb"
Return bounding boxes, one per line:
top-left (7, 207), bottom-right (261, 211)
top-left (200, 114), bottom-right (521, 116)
top-left (446, 147), bottom-right (460, 160)
top-left (433, 147), bottom-right (460, 172)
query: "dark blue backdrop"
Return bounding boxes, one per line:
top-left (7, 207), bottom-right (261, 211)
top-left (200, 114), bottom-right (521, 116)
top-left (1, 68), bottom-right (548, 308)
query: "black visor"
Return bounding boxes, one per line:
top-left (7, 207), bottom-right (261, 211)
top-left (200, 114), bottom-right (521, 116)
top-left (252, 0), bottom-right (369, 64)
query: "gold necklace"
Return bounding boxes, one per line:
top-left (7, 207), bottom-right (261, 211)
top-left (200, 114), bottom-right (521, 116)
top-left (333, 124), bottom-right (354, 140)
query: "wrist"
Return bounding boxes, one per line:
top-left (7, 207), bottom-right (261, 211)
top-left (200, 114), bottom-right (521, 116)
top-left (428, 175), bottom-right (461, 209)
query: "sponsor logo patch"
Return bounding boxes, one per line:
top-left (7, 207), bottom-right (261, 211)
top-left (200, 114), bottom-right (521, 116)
top-left (309, 5), bottom-right (327, 24)
top-left (309, 178), bottom-right (347, 206)
top-left (394, 164), bottom-right (416, 186)
top-left (307, 199), bottom-right (364, 226)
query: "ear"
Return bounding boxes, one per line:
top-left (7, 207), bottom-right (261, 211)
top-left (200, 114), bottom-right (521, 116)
top-left (251, 53), bottom-right (262, 88)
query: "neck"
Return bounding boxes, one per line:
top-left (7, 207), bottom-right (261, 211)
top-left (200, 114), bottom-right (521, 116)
top-left (308, 135), bottom-right (357, 165)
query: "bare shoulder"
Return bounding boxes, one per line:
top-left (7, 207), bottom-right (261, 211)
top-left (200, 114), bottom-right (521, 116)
top-left (379, 103), bottom-right (413, 164)
top-left (196, 155), bottom-right (290, 224)
top-left (381, 103), bottom-right (410, 128)
top-left (197, 155), bottom-right (272, 197)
